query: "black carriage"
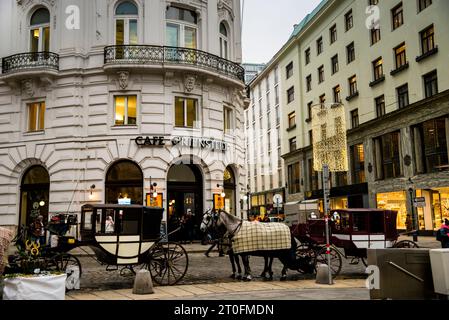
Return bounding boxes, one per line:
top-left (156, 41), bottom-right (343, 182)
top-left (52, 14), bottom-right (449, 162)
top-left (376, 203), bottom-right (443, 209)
top-left (6, 205), bottom-right (189, 287)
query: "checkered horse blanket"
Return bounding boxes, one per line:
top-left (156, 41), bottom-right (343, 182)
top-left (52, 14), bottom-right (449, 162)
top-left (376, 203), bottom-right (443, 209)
top-left (0, 227), bottom-right (13, 275)
top-left (231, 221), bottom-right (291, 254)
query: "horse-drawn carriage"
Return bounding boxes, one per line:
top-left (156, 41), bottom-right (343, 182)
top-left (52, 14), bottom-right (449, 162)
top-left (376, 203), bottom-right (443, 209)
top-left (6, 204), bottom-right (188, 287)
top-left (291, 209), bottom-right (419, 276)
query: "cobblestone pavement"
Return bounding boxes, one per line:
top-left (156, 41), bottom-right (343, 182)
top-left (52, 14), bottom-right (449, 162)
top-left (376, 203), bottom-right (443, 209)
top-left (75, 244), bottom-right (366, 292)
top-left (73, 236), bottom-right (439, 292)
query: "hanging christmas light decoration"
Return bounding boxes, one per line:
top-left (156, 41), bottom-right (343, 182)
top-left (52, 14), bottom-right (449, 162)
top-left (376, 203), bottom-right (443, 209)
top-left (311, 103), bottom-right (349, 172)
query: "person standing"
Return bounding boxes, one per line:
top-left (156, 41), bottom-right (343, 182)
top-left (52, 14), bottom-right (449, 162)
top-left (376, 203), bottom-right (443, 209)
top-left (437, 219), bottom-right (449, 248)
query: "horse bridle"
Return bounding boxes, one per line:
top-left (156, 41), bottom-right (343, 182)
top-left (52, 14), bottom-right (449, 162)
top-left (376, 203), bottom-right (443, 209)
top-left (203, 209), bottom-right (219, 231)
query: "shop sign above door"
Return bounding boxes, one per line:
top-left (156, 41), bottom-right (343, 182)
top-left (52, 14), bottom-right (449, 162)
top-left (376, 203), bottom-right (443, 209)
top-left (135, 136), bottom-right (228, 153)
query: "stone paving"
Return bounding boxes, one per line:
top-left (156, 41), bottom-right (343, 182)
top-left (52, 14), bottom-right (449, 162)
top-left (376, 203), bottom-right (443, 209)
top-left (67, 279), bottom-right (369, 300)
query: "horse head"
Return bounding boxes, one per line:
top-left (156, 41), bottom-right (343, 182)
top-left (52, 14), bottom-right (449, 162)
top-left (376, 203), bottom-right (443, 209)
top-left (200, 209), bottom-right (219, 233)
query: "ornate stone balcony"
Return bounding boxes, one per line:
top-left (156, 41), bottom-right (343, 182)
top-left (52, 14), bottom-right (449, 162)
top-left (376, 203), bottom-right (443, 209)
top-left (104, 45), bottom-right (245, 84)
top-left (1, 52), bottom-right (59, 81)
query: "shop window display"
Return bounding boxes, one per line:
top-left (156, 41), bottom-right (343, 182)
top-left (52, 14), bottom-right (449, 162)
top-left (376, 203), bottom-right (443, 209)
top-left (377, 191), bottom-right (407, 230)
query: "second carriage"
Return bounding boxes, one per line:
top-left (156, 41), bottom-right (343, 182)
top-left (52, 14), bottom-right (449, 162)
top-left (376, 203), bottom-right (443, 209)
top-left (289, 208), bottom-right (419, 276)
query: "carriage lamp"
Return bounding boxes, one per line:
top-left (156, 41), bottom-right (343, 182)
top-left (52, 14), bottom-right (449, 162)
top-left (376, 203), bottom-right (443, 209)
top-left (39, 201), bottom-right (46, 207)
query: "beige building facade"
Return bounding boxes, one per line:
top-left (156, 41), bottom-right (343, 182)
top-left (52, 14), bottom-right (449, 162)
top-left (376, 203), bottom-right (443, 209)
top-left (254, 0), bottom-right (449, 232)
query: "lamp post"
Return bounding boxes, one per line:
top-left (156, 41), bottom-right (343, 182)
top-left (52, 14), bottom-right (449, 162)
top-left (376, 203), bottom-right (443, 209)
top-left (149, 177), bottom-right (158, 206)
top-left (408, 178), bottom-right (418, 242)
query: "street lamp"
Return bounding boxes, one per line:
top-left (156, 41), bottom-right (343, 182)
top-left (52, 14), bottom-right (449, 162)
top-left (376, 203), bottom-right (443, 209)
top-left (149, 177), bottom-right (158, 202)
top-left (408, 178), bottom-right (418, 242)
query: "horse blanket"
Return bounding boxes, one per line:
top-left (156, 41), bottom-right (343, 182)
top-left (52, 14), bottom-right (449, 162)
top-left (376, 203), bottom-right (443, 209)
top-left (231, 221), bottom-right (291, 254)
top-left (0, 227), bottom-right (13, 275)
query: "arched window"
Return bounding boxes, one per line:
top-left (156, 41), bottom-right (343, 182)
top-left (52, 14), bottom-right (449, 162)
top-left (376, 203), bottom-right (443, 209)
top-left (115, 1), bottom-right (138, 45)
top-left (166, 6), bottom-right (198, 49)
top-left (30, 8), bottom-right (50, 52)
top-left (20, 165), bottom-right (50, 227)
top-left (105, 160), bottom-right (143, 205)
top-left (219, 22), bottom-right (229, 59)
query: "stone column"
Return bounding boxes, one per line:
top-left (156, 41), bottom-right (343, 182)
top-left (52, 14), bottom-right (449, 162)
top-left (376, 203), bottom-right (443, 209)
top-left (413, 127), bottom-right (424, 174)
top-left (374, 138), bottom-right (383, 180)
top-left (401, 127), bottom-right (414, 178)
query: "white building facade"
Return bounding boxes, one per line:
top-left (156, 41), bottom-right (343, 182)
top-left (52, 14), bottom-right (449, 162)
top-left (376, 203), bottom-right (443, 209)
top-left (245, 65), bottom-right (285, 217)
top-left (0, 0), bottom-right (248, 235)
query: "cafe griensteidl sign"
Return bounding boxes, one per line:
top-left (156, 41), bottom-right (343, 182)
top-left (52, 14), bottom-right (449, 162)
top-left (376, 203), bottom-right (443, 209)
top-left (135, 136), bottom-right (228, 152)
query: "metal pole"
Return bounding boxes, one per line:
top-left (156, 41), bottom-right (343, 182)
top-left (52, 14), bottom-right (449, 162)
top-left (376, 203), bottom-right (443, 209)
top-left (323, 165), bottom-right (333, 285)
top-left (409, 188), bottom-right (418, 242)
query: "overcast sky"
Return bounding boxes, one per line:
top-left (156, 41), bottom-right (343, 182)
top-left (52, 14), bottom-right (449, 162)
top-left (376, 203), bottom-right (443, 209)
top-left (242, 0), bottom-right (322, 64)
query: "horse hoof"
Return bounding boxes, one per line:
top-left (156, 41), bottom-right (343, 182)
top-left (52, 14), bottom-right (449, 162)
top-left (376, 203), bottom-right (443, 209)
top-left (230, 274), bottom-right (236, 279)
top-left (243, 275), bottom-right (252, 282)
top-left (236, 274), bottom-right (242, 280)
top-left (280, 276), bottom-right (287, 282)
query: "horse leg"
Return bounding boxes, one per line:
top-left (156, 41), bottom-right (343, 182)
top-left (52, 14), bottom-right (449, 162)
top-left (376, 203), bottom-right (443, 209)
top-left (235, 253), bottom-right (242, 280)
top-left (281, 265), bottom-right (288, 281)
top-left (261, 256), bottom-right (268, 279)
top-left (229, 253), bottom-right (237, 279)
top-left (268, 257), bottom-right (274, 281)
top-left (242, 255), bottom-right (252, 281)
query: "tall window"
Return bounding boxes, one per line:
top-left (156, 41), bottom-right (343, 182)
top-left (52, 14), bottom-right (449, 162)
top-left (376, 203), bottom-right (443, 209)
top-left (351, 144), bottom-right (366, 184)
top-left (375, 95), bottom-right (386, 118)
top-left (286, 62), bottom-right (294, 79)
top-left (318, 65), bottom-right (325, 83)
top-left (394, 43), bottom-right (407, 69)
top-left (175, 97), bottom-right (197, 128)
top-left (419, 0), bottom-right (432, 12)
top-left (115, 96), bottom-right (137, 126)
top-left (307, 102), bottom-right (313, 121)
top-left (319, 94), bottom-right (326, 106)
top-left (27, 102), bottom-right (45, 132)
top-left (308, 130), bottom-right (313, 146)
top-left (392, 3), bottom-right (404, 30)
top-left (306, 75), bottom-right (312, 92)
top-left (423, 70), bottom-right (438, 98)
top-left (30, 8), bottom-right (50, 52)
top-left (275, 86), bottom-right (279, 105)
top-left (305, 48), bottom-right (311, 65)
top-left (349, 75), bottom-right (358, 96)
top-left (289, 137), bottom-right (297, 152)
top-left (106, 160), bottom-right (143, 205)
top-left (375, 131), bottom-right (401, 180)
top-left (317, 37), bottom-right (323, 55)
top-left (371, 28), bottom-right (381, 45)
top-left (330, 24), bottom-right (337, 44)
top-left (223, 106), bottom-right (233, 132)
top-left (347, 42), bottom-right (355, 63)
top-left (351, 109), bottom-right (359, 129)
top-left (330, 55), bottom-right (338, 75)
top-left (372, 57), bottom-right (384, 81)
top-left (416, 118), bottom-right (448, 173)
top-left (420, 25), bottom-right (435, 55)
top-left (288, 162), bottom-right (301, 194)
top-left (115, 1), bottom-right (138, 45)
top-left (219, 22), bottom-right (229, 59)
top-left (287, 87), bottom-right (295, 104)
top-left (345, 10), bottom-right (353, 31)
top-left (166, 6), bottom-right (198, 48)
top-left (333, 85), bottom-right (341, 103)
top-left (288, 111), bottom-right (296, 129)
top-left (308, 159), bottom-right (318, 191)
top-left (397, 84), bottom-right (409, 109)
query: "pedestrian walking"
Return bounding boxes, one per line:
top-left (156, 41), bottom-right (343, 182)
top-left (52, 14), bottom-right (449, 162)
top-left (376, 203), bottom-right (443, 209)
top-left (436, 219), bottom-right (449, 248)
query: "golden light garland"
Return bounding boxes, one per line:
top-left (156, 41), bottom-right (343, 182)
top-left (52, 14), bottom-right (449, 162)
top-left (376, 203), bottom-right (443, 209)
top-left (311, 103), bottom-right (349, 172)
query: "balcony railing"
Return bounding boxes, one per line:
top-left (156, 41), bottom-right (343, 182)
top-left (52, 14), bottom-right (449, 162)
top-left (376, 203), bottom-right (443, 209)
top-left (104, 45), bottom-right (245, 83)
top-left (2, 52), bottom-right (59, 74)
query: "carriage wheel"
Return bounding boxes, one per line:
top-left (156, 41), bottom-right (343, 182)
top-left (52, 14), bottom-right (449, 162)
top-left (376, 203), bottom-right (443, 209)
top-left (47, 253), bottom-right (82, 276)
top-left (314, 247), bottom-right (343, 277)
top-left (46, 253), bottom-right (82, 289)
top-left (393, 240), bottom-right (420, 248)
top-left (146, 242), bottom-right (188, 286)
top-left (295, 242), bottom-right (318, 274)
